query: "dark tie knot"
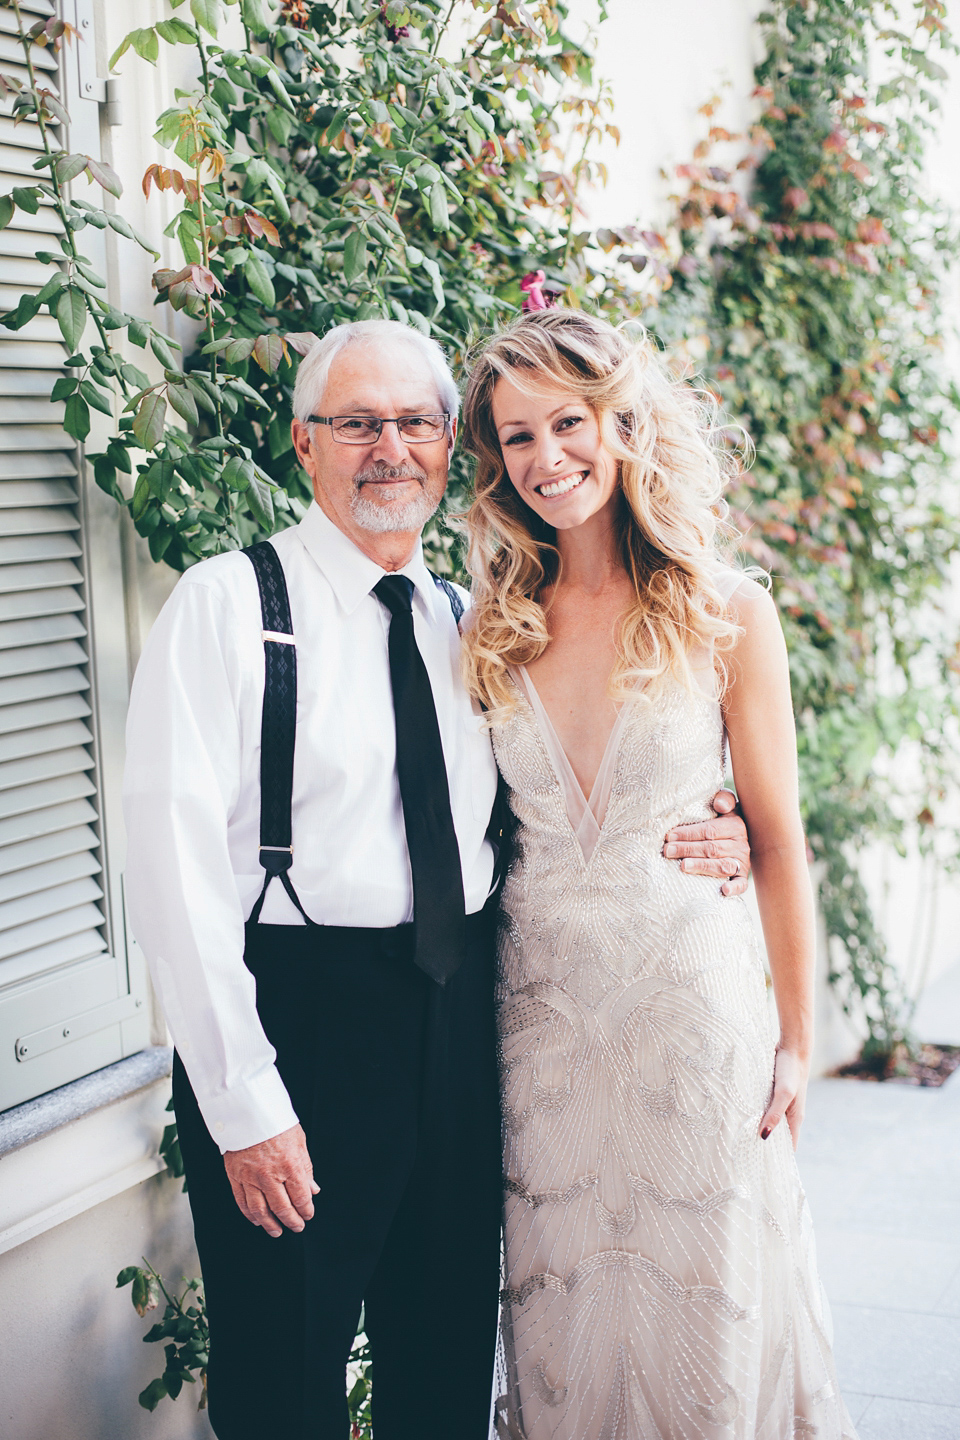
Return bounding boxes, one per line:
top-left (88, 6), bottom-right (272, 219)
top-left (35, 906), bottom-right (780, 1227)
top-left (374, 573), bottom-right (415, 617)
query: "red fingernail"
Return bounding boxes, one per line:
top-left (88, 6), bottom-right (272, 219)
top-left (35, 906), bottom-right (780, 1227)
top-left (760, 1127), bottom-right (770, 1140)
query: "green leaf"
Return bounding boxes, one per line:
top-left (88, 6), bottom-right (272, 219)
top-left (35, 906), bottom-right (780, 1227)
top-left (224, 375), bottom-right (268, 408)
top-left (131, 27), bottom-right (160, 63)
top-left (224, 335), bottom-right (256, 364)
top-left (56, 287), bottom-right (87, 351)
top-left (116, 1266), bottom-right (139, 1288)
top-left (131, 474), bottom-right (151, 521)
top-left (138, 1377), bottom-right (169, 1412)
top-left (246, 465), bottom-right (275, 529)
top-left (150, 333), bottom-right (179, 370)
top-left (63, 392), bottom-right (91, 441)
top-left (243, 253), bottom-right (275, 307)
top-left (80, 379), bottom-right (114, 416)
top-left (343, 228), bottom-right (368, 286)
top-left (240, 0), bottom-right (270, 34)
top-left (51, 375), bottom-right (78, 402)
top-left (184, 374), bottom-right (217, 414)
top-left (75, 261), bottom-right (106, 288)
top-left (11, 186), bottom-right (40, 215)
top-left (190, 0), bottom-right (223, 38)
top-left (127, 317), bottom-right (149, 348)
top-left (86, 157), bottom-right (123, 199)
top-left (1, 292), bottom-right (42, 331)
top-left (167, 383), bottom-right (199, 426)
top-left (55, 153), bottom-right (89, 185)
top-left (133, 390), bottom-right (167, 449)
top-left (428, 180), bottom-right (449, 231)
top-left (0, 195), bottom-right (13, 230)
top-left (264, 67), bottom-right (295, 114)
top-left (155, 18), bottom-right (197, 43)
top-left (108, 32), bottom-right (134, 70)
top-left (252, 333), bottom-right (284, 373)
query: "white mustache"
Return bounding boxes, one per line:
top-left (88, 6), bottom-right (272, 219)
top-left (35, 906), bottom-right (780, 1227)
top-left (355, 462), bottom-right (427, 489)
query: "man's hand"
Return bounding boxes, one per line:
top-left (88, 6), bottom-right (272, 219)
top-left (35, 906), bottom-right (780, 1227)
top-left (223, 1123), bottom-right (320, 1238)
top-left (662, 788), bottom-right (751, 897)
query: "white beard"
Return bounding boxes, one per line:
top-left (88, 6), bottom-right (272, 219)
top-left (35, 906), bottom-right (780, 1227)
top-left (349, 465), bottom-right (442, 534)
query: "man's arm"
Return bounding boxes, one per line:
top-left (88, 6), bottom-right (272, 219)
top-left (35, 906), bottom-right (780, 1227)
top-left (123, 574), bottom-right (314, 1232)
top-left (662, 788), bottom-right (751, 897)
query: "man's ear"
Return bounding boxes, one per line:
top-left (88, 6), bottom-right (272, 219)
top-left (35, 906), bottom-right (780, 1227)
top-left (291, 419), bottom-right (315, 475)
top-left (448, 415), bottom-right (458, 456)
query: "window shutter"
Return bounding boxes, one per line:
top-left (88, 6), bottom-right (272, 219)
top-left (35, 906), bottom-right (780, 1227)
top-left (0, 0), bottom-right (148, 1111)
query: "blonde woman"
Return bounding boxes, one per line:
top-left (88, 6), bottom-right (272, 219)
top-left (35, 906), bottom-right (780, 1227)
top-left (460, 310), bottom-right (857, 1440)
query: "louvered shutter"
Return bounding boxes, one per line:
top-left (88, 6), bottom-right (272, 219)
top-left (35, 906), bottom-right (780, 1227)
top-left (0, 0), bottom-right (148, 1111)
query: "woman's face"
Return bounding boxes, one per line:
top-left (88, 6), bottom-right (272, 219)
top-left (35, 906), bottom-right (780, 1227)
top-left (490, 375), bottom-right (620, 531)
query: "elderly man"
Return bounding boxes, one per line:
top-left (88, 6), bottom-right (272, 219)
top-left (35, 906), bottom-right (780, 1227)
top-left (122, 320), bottom-right (750, 1440)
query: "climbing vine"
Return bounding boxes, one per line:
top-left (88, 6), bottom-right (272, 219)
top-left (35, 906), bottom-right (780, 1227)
top-left (591, 0), bottom-right (959, 1061)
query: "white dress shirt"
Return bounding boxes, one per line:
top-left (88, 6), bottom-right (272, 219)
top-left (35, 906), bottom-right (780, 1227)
top-left (122, 503), bottom-right (498, 1153)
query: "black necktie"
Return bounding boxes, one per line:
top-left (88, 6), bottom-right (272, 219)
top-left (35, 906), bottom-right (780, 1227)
top-left (374, 574), bottom-right (466, 984)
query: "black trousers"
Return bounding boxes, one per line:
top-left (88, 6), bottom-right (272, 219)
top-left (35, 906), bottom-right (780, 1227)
top-left (173, 907), bottom-right (503, 1440)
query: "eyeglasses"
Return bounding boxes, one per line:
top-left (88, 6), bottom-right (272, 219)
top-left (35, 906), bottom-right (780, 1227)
top-left (308, 413), bottom-right (450, 444)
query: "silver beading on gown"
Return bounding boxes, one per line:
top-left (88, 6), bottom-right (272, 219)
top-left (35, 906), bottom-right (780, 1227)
top-left (490, 596), bottom-right (858, 1440)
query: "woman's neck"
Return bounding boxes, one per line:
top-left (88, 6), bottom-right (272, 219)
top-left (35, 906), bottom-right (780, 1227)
top-left (552, 495), bottom-right (626, 594)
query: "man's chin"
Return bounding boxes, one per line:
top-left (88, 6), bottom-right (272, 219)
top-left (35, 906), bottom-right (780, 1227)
top-left (350, 492), bottom-right (440, 535)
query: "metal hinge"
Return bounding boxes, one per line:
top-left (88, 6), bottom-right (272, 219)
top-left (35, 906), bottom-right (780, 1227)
top-left (15, 994), bottom-right (142, 1062)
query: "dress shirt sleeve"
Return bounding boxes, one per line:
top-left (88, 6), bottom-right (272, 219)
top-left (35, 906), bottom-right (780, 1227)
top-left (122, 574), bottom-right (299, 1153)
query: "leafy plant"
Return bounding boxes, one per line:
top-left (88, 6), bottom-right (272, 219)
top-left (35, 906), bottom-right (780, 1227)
top-left (117, 1258), bottom-right (374, 1431)
top-left (0, 0), bottom-right (611, 570)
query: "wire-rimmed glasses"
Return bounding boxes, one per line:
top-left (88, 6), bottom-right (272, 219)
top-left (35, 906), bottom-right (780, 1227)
top-left (308, 413), bottom-right (450, 444)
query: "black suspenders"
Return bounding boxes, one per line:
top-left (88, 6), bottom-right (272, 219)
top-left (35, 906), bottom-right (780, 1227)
top-left (241, 541), bottom-right (500, 928)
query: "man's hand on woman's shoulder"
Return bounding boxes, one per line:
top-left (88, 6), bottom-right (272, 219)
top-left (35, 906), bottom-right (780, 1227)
top-left (661, 788), bottom-right (751, 897)
top-left (223, 1123), bottom-right (320, 1238)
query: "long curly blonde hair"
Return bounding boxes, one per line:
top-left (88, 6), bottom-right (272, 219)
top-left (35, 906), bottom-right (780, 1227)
top-left (459, 309), bottom-right (745, 717)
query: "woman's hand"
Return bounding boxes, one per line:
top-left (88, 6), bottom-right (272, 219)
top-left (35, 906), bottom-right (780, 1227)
top-left (759, 1046), bottom-right (810, 1150)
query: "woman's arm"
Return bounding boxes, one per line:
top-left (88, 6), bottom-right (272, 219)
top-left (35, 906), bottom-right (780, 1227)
top-left (722, 578), bottom-right (814, 1148)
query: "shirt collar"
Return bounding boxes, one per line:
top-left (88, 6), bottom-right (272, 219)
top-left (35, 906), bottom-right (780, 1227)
top-left (295, 501), bottom-right (441, 618)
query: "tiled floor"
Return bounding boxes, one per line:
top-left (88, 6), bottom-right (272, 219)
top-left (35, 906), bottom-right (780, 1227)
top-left (802, 1053), bottom-right (960, 1436)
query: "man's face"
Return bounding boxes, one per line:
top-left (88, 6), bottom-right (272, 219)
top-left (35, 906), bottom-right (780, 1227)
top-left (291, 341), bottom-right (455, 553)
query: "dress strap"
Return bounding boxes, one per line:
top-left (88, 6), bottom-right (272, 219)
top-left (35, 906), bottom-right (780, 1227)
top-left (243, 541), bottom-right (317, 927)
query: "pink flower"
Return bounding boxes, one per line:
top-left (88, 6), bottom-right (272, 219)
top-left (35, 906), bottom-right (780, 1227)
top-left (520, 269), bottom-right (555, 312)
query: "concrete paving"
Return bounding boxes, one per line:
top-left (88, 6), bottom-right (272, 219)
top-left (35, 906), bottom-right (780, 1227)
top-left (801, 1068), bottom-right (960, 1437)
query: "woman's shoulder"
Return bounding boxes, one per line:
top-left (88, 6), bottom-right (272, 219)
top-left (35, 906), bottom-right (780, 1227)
top-left (709, 562), bottom-right (770, 609)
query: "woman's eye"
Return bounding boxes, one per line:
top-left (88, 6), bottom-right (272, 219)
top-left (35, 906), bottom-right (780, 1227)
top-left (557, 414), bottom-right (584, 431)
top-left (504, 432), bottom-right (532, 446)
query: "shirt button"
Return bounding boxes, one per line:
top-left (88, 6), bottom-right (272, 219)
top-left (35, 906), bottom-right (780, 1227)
top-left (215, 1122), bottom-right (224, 1133)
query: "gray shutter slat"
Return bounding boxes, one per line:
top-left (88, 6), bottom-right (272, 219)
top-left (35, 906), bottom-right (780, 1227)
top-left (0, 928), bottom-right (107, 992)
top-left (0, 612), bottom-right (85, 649)
top-left (0, 457), bottom-right (77, 484)
top-left (0, 559), bottom-right (84, 593)
top-left (0, 481), bottom-right (77, 507)
top-left (0, 770), bottom-right (96, 822)
top-left (0, 664), bottom-right (88, 707)
top-left (0, 797), bottom-right (98, 850)
top-left (0, 506), bottom-right (79, 535)
top-left (0, 849), bottom-right (99, 904)
top-left (0, 819), bottom-right (98, 873)
top-left (0, 691), bottom-right (90, 736)
top-left (0, 587), bottom-right (84, 622)
top-left (0, 258), bottom-right (56, 288)
top-left (0, 344), bottom-right (68, 372)
top-left (0, 640), bottom-right (87, 680)
top-left (0, 533), bottom-right (81, 564)
top-left (0, 421), bottom-right (75, 451)
top-left (0, 874), bottom-right (102, 936)
top-left (0, 745), bottom-right (93, 793)
top-left (0, 717), bottom-right (92, 762)
top-left (0, 400), bottom-right (67, 427)
top-left (0, 901), bottom-right (105, 965)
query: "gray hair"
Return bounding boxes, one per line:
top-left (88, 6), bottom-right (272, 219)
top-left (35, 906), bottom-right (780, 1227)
top-left (291, 319), bottom-right (460, 423)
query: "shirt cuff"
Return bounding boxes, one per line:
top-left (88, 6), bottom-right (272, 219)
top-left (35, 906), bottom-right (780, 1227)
top-left (192, 1063), bottom-right (300, 1154)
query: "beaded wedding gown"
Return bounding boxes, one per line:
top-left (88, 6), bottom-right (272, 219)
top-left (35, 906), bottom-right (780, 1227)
top-left (489, 582), bottom-right (857, 1440)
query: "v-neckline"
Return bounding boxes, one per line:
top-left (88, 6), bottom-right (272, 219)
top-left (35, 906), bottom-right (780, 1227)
top-left (514, 665), bottom-right (629, 863)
